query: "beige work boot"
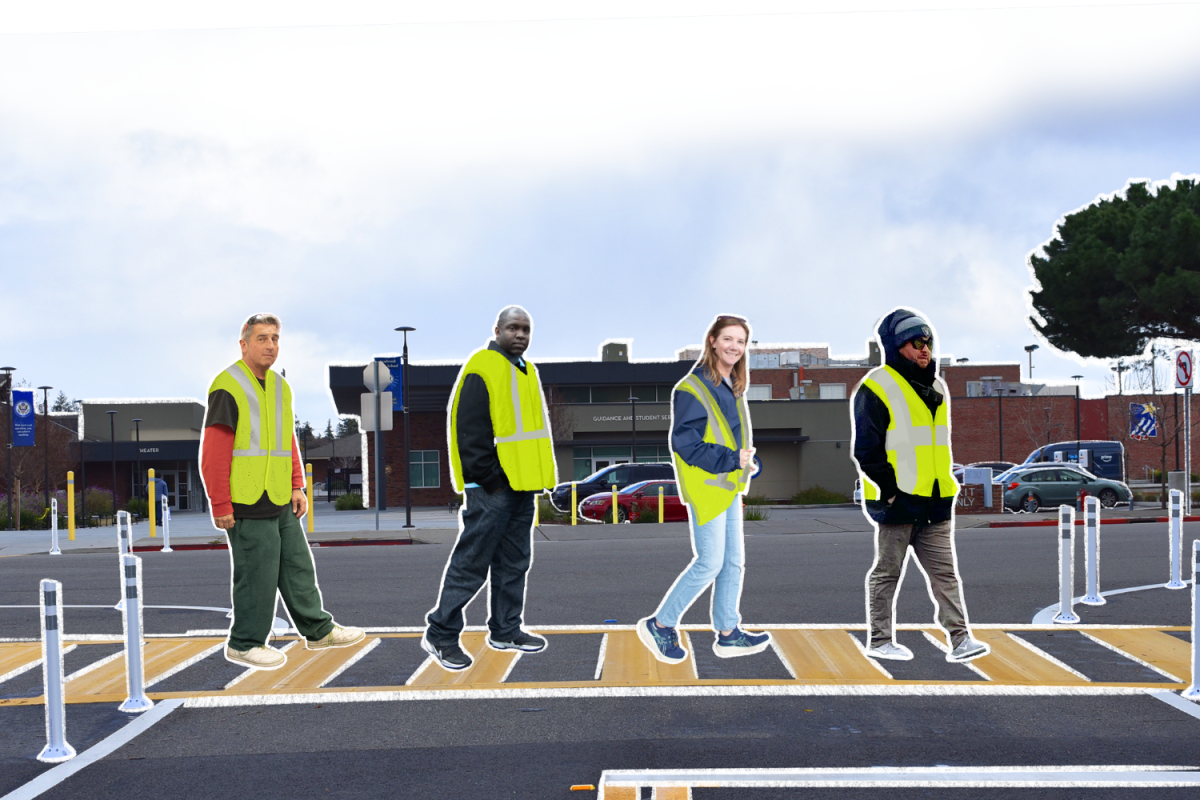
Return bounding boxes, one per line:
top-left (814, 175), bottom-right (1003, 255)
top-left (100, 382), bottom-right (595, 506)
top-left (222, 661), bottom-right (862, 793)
top-left (307, 624), bottom-right (366, 650)
top-left (225, 644), bottom-right (287, 670)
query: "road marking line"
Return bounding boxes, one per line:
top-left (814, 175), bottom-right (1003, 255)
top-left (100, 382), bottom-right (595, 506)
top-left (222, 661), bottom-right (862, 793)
top-left (144, 642), bottom-right (225, 689)
top-left (63, 650), bottom-right (123, 684)
top-left (0, 699), bottom-right (184, 800)
top-left (1146, 689), bottom-right (1200, 721)
top-left (846, 636), bottom-right (892, 680)
top-left (318, 637), bottom-right (380, 688)
top-left (407, 633), bottom-right (519, 687)
top-left (596, 764), bottom-right (1200, 790)
top-left (771, 629), bottom-right (890, 683)
top-left (920, 631), bottom-right (990, 681)
top-left (1005, 632), bottom-right (1091, 682)
top-left (0, 644), bottom-right (72, 686)
top-left (1080, 629), bottom-right (1190, 683)
top-left (405, 657), bottom-right (434, 686)
top-left (1032, 581), bottom-right (1194, 624)
top-left (964, 630), bottom-right (1090, 685)
top-left (594, 633), bottom-right (608, 681)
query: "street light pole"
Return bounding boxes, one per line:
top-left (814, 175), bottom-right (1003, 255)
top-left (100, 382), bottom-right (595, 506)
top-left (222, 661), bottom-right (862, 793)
top-left (2, 367), bottom-right (14, 531)
top-left (107, 410), bottom-right (117, 521)
top-left (132, 419), bottom-right (142, 501)
top-left (39, 386), bottom-right (52, 510)
top-left (395, 327), bottom-right (416, 529)
top-left (1024, 344), bottom-right (1039, 381)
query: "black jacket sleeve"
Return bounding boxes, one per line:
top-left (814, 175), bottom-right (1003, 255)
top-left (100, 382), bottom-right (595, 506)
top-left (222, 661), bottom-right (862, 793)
top-left (456, 374), bottom-right (509, 494)
top-left (852, 387), bottom-right (899, 502)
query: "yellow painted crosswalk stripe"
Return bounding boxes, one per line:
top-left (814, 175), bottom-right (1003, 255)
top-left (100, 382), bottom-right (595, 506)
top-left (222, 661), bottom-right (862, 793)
top-left (408, 632), bottom-right (519, 687)
top-left (1083, 629), bottom-right (1192, 683)
top-left (597, 631), bottom-right (697, 684)
top-left (231, 636), bottom-right (377, 693)
top-left (772, 629), bottom-right (890, 683)
top-left (955, 630), bottom-right (1089, 685)
top-left (0, 642), bottom-right (42, 683)
top-left (65, 639), bottom-right (221, 699)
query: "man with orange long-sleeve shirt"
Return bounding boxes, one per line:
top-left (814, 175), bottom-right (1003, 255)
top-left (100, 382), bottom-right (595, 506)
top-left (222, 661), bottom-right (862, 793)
top-left (200, 313), bottom-right (363, 670)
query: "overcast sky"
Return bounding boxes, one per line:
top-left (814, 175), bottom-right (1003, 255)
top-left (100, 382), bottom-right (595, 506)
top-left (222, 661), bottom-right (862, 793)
top-left (3, 1), bottom-right (1198, 429)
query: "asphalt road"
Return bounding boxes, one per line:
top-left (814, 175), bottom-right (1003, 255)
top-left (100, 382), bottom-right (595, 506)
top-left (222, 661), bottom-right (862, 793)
top-left (2, 517), bottom-right (1199, 799)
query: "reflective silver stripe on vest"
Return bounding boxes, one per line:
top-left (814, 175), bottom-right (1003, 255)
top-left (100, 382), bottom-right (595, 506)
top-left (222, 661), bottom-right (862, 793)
top-left (682, 375), bottom-right (742, 492)
top-left (269, 371), bottom-right (290, 457)
top-left (495, 361), bottom-right (552, 444)
top-left (226, 364), bottom-right (269, 457)
top-left (871, 368), bottom-right (936, 494)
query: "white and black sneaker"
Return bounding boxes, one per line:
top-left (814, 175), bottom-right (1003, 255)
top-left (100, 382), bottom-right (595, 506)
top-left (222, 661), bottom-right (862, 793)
top-left (487, 631), bottom-right (547, 652)
top-left (947, 637), bottom-right (990, 663)
top-left (421, 636), bottom-right (473, 671)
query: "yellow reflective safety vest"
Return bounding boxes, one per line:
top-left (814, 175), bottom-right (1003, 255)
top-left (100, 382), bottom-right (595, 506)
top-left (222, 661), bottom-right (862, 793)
top-left (207, 360), bottom-right (295, 505)
top-left (672, 373), bottom-right (752, 527)
top-left (448, 349), bottom-right (557, 493)
top-left (856, 365), bottom-right (956, 501)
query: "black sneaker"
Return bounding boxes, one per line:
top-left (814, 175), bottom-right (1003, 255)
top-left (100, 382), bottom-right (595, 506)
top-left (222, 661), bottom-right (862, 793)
top-left (713, 627), bottom-right (772, 658)
top-left (487, 631), bottom-right (547, 652)
top-left (421, 636), bottom-right (473, 671)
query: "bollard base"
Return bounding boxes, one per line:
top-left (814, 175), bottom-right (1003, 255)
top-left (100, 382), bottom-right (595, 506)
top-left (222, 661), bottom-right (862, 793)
top-left (49, 547), bottom-right (62, 556)
top-left (118, 696), bottom-right (155, 713)
top-left (37, 743), bottom-right (76, 763)
top-left (1052, 612), bottom-right (1080, 624)
top-left (161, 546), bottom-right (174, 553)
top-left (114, 599), bottom-right (125, 611)
top-left (1165, 580), bottom-right (1187, 590)
top-left (1080, 594), bottom-right (1107, 606)
top-left (1182, 685), bottom-right (1200, 702)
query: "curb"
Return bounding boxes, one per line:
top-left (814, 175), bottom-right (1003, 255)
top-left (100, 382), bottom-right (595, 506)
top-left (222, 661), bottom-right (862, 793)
top-left (987, 515), bottom-right (1200, 528)
top-left (130, 538), bottom-right (416, 552)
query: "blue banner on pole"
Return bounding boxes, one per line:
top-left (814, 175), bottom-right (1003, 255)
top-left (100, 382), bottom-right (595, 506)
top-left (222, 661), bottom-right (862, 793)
top-left (376, 357), bottom-right (403, 411)
top-left (12, 389), bottom-right (35, 446)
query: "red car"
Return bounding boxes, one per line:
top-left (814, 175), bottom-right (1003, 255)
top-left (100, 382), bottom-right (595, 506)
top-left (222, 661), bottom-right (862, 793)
top-left (579, 479), bottom-right (688, 523)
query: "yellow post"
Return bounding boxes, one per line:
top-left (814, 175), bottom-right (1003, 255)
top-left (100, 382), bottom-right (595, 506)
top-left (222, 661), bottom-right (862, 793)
top-left (612, 485), bottom-right (619, 524)
top-left (148, 468), bottom-right (157, 538)
top-left (658, 486), bottom-right (664, 524)
top-left (571, 482), bottom-right (577, 526)
top-left (67, 471), bottom-right (75, 541)
top-left (306, 463), bottom-right (314, 534)
top-left (533, 496), bottom-right (540, 528)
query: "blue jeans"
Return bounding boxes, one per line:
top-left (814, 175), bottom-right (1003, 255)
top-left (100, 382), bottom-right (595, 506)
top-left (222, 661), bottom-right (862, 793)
top-left (655, 501), bottom-right (745, 631)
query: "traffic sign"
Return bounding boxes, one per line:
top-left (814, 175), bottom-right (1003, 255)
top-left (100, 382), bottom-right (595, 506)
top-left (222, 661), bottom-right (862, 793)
top-left (363, 362), bottom-right (393, 392)
top-left (361, 392), bottom-right (394, 431)
top-left (1177, 350), bottom-right (1193, 390)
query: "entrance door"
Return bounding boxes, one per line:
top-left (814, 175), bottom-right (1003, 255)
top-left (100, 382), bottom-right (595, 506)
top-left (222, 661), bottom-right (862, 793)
top-left (161, 472), bottom-right (179, 510)
top-left (592, 457), bottom-right (631, 474)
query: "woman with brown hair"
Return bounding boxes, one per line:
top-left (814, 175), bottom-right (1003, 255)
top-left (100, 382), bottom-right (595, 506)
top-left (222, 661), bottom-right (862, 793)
top-left (637, 314), bottom-right (771, 664)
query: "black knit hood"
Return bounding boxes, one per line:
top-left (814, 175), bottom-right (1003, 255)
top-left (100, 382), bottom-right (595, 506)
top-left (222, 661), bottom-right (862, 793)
top-left (876, 308), bottom-right (941, 406)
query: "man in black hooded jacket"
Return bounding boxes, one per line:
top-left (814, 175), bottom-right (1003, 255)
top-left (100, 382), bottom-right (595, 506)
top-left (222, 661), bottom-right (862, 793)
top-left (850, 308), bottom-right (989, 664)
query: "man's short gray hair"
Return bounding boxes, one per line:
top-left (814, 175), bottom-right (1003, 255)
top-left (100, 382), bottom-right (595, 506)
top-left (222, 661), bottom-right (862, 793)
top-left (495, 305), bottom-right (531, 328)
top-left (240, 313), bottom-right (282, 342)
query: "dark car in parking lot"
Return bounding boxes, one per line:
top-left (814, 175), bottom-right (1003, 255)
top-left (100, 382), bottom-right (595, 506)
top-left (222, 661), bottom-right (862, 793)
top-left (1002, 465), bottom-right (1131, 512)
top-left (549, 462), bottom-right (676, 513)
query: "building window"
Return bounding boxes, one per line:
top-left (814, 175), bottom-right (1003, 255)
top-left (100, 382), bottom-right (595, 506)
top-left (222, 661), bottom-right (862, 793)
top-left (590, 385), bottom-right (633, 404)
top-left (746, 385), bottom-right (772, 401)
top-left (410, 450), bottom-right (440, 488)
top-left (819, 383), bottom-right (847, 400)
top-left (556, 386), bottom-right (590, 404)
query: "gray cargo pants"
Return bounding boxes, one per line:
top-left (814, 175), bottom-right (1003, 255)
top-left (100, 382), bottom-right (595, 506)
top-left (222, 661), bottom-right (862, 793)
top-left (867, 519), bottom-right (970, 649)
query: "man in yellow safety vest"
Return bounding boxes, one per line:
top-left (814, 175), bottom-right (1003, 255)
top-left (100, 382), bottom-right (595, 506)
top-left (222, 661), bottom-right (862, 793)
top-left (422, 306), bottom-right (557, 671)
top-left (201, 313), bottom-right (364, 670)
top-left (850, 309), bottom-right (989, 664)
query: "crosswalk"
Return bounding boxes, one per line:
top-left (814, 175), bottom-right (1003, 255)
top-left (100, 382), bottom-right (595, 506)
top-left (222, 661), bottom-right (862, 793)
top-left (0, 625), bottom-right (1191, 707)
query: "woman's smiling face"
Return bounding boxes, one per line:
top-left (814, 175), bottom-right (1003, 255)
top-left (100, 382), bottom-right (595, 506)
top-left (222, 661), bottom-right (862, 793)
top-left (710, 324), bottom-right (747, 372)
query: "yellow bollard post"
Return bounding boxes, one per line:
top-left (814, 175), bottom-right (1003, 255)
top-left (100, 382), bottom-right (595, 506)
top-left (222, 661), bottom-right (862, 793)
top-left (658, 486), bottom-right (664, 524)
top-left (533, 496), bottom-right (539, 528)
top-left (148, 468), bottom-right (156, 538)
top-left (306, 464), bottom-right (314, 534)
top-left (571, 482), bottom-right (577, 526)
top-left (612, 485), bottom-right (619, 524)
top-left (67, 471), bottom-right (75, 541)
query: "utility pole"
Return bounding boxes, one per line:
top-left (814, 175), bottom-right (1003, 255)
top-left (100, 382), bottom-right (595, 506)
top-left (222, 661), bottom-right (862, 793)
top-left (39, 386), bottom-right (52, 510)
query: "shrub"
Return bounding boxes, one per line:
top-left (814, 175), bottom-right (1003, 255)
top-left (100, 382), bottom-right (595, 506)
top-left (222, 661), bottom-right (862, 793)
top-left (742, 494), bottom-right (774, 505)
top-left (630, 498), bottom-right (658, 523)
top-left (791, 485), bottom-right (851, 505)
top-left (126, 497), bottom-right (149, 516)
top-left (536, 497), bottom-right (569, 524)
top-left (743, 505), bottom-right (771, 521)
top-left (335, 492), bottom-right (363, 510)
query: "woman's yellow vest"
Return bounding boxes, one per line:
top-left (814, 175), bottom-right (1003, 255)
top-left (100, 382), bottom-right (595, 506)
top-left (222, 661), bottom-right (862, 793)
top-left (672, 373), bottom-right (752, 526)
top-left (207, 361), bottom-right (295, 505)
top-left (857, 365), bottom-right (956, 500)
top-left (448, 349), bottom-right (557, 493)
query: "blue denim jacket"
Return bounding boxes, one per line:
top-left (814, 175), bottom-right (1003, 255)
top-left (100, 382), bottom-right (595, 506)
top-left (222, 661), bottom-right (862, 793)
top-left (671, 366), bottom-right (742, 475)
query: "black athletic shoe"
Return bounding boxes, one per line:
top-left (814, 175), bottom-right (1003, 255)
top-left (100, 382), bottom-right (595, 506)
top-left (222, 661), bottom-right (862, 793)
top-left (421, 636), bottom-right (473, 671)
top-left (487, 631), bottom-right (547, 652)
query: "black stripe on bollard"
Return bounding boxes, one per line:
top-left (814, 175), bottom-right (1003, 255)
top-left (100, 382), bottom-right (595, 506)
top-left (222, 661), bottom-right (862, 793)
top-left (124, 565), bottom-right (136, 578)
top-left (44, 589), bottom-right (56, 607)
top-left (46, 615), bottom-right (58, 630)
top-left (125, 586), bottom-right (137, 599)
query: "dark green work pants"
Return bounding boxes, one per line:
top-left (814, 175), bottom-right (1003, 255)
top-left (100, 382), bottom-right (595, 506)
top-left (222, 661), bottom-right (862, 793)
top-left (226, 510), bottom-right (334, 651)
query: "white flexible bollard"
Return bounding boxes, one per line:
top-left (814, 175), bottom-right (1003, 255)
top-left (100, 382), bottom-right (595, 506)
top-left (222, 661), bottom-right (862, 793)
top-left (114, 510), bottom-right (132, 610)
top-left (49, 498), bottom-right (62, 556)
top-left (1080, 495), bottom-right (1104, 605)
top-left (118, 554), bottom-right (154, 713)
top-left (1182, 540), bottom-right (1200, 701)
top-left (37, 579), bottom-right (75, 762)
top-left (1167, 489), bottom-right (1187, 589)
top-left (161, 495), bottom-right (173, 553)
top-left (1053, 505), bottom-right (1080, 624)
